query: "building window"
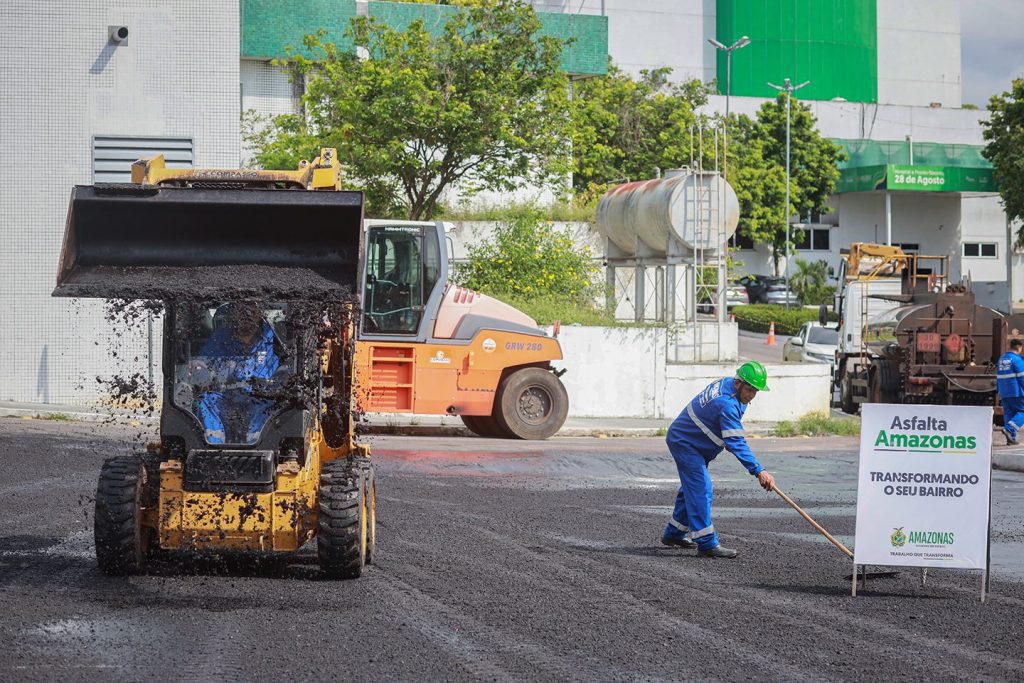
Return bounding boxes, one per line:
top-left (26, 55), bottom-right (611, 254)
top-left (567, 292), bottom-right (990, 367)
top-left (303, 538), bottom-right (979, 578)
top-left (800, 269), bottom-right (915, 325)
top-left (963, 242), bottom-right (998, 258)
top-left (92, 136), bottom-right (194, 183)
top-left (894, 242), bottom-right (920, 253)
top-left (729, 228), bottom-right (755, 250)
top-left (795, 228), bottom-right (830, 251)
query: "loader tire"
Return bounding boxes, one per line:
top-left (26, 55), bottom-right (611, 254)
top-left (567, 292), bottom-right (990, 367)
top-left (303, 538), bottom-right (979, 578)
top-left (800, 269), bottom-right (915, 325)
top-left (317, 459), bottom-right (369, 579)
top-left (460, 414), bottom-right (511, 439)
top-left (94, 455), bottom-right (147, 575)
top-left (348, 457), bottom-right (377, 565)
top-left (494, 367), bottom-right (569, 440)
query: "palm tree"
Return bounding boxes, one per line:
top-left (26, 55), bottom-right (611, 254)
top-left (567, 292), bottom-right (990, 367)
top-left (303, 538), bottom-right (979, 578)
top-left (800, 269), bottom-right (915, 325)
top-left (790, 258), bottom-right (828, 304)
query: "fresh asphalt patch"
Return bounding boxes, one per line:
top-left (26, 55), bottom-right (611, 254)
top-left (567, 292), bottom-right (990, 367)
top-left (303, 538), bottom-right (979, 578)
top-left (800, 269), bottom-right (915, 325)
top-left (1, 419), bottom-right (1023, 680)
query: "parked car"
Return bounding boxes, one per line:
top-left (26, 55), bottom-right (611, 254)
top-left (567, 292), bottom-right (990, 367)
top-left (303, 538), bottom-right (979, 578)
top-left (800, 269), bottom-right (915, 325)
top-left (783, 322), bottom-right (839, 365)
top-left (738, 275), bottom-right (787, 304)
top-left (696, 283), bottom-right (749, 314)
top-left (764, 282), bottom-right (797, 306)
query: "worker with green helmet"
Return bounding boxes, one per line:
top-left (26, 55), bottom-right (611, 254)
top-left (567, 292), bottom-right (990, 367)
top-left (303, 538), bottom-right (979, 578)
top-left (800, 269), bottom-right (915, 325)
top-left (660, 360), bottom-right (776, 558)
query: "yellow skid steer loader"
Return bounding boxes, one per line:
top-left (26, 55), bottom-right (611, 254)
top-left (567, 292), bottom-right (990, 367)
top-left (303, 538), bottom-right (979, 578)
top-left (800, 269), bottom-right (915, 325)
top-left (53, 149), bottom-right (376, 578)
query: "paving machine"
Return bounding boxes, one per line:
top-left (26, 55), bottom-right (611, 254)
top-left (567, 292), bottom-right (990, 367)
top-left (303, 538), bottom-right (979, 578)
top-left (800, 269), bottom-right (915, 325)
top-left (54, 149), bottom-right (375, 577)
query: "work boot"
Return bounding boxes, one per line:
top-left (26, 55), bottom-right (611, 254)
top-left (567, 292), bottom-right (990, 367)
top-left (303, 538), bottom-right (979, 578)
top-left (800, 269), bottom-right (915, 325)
top-left (660, 535), bottom-right (697, 549)
top-left (697, 545), bottom-right (739, 559)
top-left (1003, 427), bottom-right (1017, 446)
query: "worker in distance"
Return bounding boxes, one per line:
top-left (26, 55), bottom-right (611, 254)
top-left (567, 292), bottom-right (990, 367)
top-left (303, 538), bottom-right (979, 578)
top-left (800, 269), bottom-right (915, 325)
top-left (660, 361), bottom-right (776, 558)
top-left (997, 338), bottom-right (1024, 445)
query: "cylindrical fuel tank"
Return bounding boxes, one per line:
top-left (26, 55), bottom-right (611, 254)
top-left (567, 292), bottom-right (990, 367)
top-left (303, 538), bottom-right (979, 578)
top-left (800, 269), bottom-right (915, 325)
top-left (595, 169), bottom-right (740, 256)
top-left (865, 304), bottom-right (925, 358)
top-left (865, 297), bottom-right (1005, 359)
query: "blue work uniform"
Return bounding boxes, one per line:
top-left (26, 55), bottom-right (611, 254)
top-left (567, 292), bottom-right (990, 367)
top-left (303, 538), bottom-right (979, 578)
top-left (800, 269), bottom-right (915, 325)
top-left (197, 323), bottom-right (280, 444)
top-left (662, 377), bottom-right (764, 550)
top-left (997, 350), bottom-right (1024, 441)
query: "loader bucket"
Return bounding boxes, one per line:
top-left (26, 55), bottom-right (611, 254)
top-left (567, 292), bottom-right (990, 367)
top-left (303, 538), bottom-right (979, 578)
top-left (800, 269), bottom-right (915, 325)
top-left (54, 184), bottom-right (364, 300)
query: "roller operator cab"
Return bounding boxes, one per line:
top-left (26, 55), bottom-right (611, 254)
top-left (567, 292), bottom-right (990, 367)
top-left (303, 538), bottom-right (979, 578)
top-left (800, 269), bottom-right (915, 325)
top-left (356, 219), bottom-right (569, 440)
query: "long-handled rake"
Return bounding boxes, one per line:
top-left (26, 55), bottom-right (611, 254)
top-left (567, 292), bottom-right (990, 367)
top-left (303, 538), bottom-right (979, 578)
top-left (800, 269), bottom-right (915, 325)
top-left (773, 484), bottom-right (899, 581)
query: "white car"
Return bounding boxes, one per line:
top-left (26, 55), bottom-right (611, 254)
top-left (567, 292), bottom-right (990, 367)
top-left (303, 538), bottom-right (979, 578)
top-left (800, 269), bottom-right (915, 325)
top-left (783, 322), bottom-right (838, 365)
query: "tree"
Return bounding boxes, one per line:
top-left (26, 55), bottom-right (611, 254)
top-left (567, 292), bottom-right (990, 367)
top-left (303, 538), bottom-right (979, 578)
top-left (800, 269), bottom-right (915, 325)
top-left (727, 114), bottom-right (789, 274)
top-left (756, 94), bottom-right (845, 222)
top-left (247, 0), bottom-right (572, 220)
top-left (789, 258), bottom-right (833, 305)
top-left (570, 63), bottom-right (710, 193)
top-left (723, 97), bottom-right (845, 275)
top-left (983, 78), bottom-right (1024, 243)
top-left (454, 210), bottom-right (598, 301)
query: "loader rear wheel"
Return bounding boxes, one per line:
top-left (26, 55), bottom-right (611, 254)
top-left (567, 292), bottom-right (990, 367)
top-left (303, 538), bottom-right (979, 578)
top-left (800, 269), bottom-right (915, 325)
top-left (94, 455), bottom-right (147, 575)
top-left (460, 414), bottom-right (511, 438)
top-left (494, 368), bottom-right (569, 440)
top-left (318, 459), bottom-right (369, 579)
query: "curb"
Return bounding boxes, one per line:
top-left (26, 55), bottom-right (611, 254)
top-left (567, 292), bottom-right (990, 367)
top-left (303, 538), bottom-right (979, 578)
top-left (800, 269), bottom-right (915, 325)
top-left (993, 450), bottom-right (1024, 474)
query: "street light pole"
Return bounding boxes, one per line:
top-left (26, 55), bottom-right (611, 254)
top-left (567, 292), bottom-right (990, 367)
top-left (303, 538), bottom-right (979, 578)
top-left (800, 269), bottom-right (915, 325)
top-left (767, 77), bottom-right (810, 308)
top-left (708, 36), bottom-right (750, 179)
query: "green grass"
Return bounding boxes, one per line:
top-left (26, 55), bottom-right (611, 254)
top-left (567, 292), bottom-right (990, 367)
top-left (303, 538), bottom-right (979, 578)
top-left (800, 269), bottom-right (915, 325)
top-left (43, 413), bottom-right (75, 422)
top-left (773, 411), bottom-right (860, 437)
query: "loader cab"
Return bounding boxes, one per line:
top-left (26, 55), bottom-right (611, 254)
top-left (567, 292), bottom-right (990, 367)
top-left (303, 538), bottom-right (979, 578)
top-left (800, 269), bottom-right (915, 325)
top-left (361, 221), bottom-right (446, 340)
top-left (162, 301), bottom-right (319, 465)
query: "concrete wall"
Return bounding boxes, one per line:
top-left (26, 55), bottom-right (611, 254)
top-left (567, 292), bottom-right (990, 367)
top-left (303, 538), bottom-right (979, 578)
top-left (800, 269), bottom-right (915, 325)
top-left (701, 95), bottom-right (986, 145)
top-left (0, 2), bottom-right (241, 404)
top-left (555, 326), bottom-right (831, 420)
top-left (531, 0), bottom-right (715, 83)
top-left (240, 60), bottom-right (300, 165)
top-left (877, 0), bottom-right (961, 108)
top-left (663, 362), bottom-right (831, 423)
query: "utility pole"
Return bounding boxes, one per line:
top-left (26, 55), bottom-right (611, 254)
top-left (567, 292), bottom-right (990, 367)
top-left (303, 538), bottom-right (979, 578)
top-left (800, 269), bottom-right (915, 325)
top-left (767, 77), bottom-right (810, 308)
top-left (707, 35), bottom-right (750, 179)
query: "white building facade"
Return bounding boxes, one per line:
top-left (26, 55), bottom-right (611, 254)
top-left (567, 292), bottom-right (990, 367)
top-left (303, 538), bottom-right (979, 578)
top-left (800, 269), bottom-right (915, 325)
top-left (0, 2), bottom-right (240, 405)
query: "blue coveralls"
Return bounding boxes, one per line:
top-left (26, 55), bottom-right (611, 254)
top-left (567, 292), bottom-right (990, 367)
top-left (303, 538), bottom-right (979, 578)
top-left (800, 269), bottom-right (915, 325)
top-left (662, 377), bottom-right (764, 551)
top-left (197, 323), bottom-right (280, 444)
top-left (997, 350), bottom-right (1024, 442)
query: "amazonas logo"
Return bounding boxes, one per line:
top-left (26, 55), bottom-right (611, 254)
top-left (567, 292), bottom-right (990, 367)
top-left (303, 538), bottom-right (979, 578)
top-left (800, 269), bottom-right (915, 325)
top-left (890, 527), bottom-right (954, 547)
top-left (874, 414), bottom-right (976, 453)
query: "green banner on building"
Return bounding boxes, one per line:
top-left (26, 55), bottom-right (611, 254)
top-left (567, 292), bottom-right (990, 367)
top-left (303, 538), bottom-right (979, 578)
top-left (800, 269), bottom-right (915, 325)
top-left (887, 165), bottom-right (996, 192)
top-left (836, 164), bottom-right (997, 194)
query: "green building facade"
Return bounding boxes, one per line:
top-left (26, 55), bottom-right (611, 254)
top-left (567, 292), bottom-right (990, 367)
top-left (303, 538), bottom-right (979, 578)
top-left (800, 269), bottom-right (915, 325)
top-left (715, 0), bottom-right (878, 103)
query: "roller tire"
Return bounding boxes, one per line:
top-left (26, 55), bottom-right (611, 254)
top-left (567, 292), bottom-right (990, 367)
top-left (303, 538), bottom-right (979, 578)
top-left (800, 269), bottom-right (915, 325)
top-left (494, 368), bottom-right (569, 440)
top-left (460, 414), bottom-right (511, 438)
top-left (94, 455), bottom-right (147, 575)
top-left (317, 459), bottom-right (368, 579)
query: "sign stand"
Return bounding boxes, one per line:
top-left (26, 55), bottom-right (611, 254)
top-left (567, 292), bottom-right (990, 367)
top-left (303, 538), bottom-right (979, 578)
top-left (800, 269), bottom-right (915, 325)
top-left (851, 404), bottom-right (993, 603)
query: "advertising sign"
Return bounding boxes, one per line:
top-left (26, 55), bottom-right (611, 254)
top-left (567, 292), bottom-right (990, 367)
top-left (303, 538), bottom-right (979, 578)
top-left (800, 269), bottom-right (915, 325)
top-left (854, 404), bottom-right (991, 570)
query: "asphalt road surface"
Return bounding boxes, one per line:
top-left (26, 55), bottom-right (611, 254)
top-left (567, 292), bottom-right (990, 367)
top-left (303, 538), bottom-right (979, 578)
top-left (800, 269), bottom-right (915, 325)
top-left (2, 417), bottom-right (1024, 681)
top-left (738, 329), bottom-right (789, 363)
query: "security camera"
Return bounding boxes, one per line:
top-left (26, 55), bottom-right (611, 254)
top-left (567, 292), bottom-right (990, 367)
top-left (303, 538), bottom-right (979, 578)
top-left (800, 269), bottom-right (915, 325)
top-left (109, 26), bottom-right (129, 43)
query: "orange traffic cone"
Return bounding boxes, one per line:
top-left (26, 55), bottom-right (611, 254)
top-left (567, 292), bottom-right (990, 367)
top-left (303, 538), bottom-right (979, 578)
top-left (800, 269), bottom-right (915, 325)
top-left (765, 321), bottom-right (776, 346)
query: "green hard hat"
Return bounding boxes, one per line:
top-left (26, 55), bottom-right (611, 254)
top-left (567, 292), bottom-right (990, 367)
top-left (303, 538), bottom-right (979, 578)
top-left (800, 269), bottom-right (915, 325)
top-left (736, 361), bottom-right (770, 391)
